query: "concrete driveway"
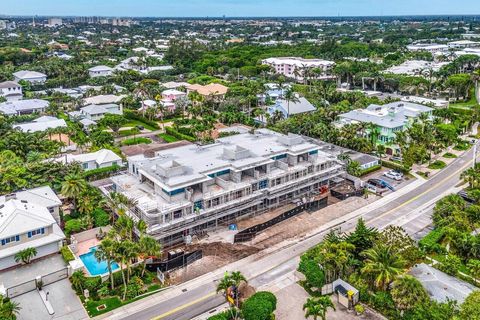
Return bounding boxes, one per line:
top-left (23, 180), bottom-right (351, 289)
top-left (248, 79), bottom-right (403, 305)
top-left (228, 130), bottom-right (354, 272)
top-left (14, 279), bottom-right (87, 320)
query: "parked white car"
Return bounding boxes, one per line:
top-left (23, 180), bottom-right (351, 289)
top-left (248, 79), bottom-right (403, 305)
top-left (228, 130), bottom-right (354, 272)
top-left (383, 170), bottom-right (402, 181)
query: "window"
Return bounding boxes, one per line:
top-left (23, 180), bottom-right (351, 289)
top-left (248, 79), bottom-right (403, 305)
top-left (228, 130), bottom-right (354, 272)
top-left (82, 163), bottom-right (88, 169)
top-left (28, 228), bottom-right (45, 238)
top-left (1, 235), bottom-right (19, 246)
top-left (259, 180), bottom-right (268, 189)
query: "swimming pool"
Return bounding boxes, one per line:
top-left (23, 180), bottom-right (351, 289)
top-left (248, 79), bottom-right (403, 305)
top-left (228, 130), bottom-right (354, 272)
top-left (79, 246), bottom-right (120, 276)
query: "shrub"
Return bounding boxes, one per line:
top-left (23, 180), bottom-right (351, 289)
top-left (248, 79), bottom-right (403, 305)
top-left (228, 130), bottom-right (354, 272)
top-left (298, 256), bottom-right (325, 289)
top-left (418, 228), bottom-right (444, 252)
top-left (60, 246), bottom-right (75, 262)
top-left (442, 152), bottom-right (458, 159)
top-left (382, 160), bottom-right (410, 173)
top-left (454, 141), bottom-right (471, 151)
top-left (355, 304), bottom-right (365, 314)
top-left (428, 160), bottom-right (447, 170)
top-left (82, 164), bottom-right (122, 181)
top-left (207, 311), bottom-right (232, 320)
top-left (241, 291), bottom-right (277, 320)
top-left (165, 126), bottom-right (196, 142)
top-left (64, 219), bottom-right (84, 236)
top-left (92, 208), bottom-right (110, 227)
top-left (157, 133), bottom-right (179, 143)
top-left (438, 254), bottom-right (462, 276)
top-left (360, 164), bottom-right (382, 176)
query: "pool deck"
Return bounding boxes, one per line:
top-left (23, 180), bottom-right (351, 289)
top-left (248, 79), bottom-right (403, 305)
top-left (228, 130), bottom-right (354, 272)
top-left (77, 238), bottom-right (100, 256)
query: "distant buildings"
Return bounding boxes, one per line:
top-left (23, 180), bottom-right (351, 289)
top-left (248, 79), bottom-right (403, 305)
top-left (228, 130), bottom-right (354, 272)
top-left (0, 99), bottom-right (48, 116)
top-left (13, 116), bottom-right (67, 133)
top-left (47, 18), bottom-right (63, 27)
top-left (0, 186), bottom-right (65, 270)
top-left (385, 60), bottom-right (449, 76)
top-left (186, 83), bottom-right (229, 100)
top-left (406, 43), bottom-right (448, 53)
top-left (105, 129), bottom-right (343, 245)
top-left (0, 81), bottom-right (22, 102)
top-left (88, 65), bottom-right (114, 78)
top-left (13, 70), bottom-right (47, 84)
top-left (337, 102), bottom-right (434, 155)
top-left (262, 57), bottom-right (335, 81)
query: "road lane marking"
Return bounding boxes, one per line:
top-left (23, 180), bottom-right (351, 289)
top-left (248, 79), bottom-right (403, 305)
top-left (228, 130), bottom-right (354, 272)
top-left (151, 291), bottom-right (216, 320)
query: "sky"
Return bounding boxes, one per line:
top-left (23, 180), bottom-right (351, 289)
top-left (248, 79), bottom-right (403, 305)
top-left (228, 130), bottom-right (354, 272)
top-left (3, 0), bottom-right (480, 17)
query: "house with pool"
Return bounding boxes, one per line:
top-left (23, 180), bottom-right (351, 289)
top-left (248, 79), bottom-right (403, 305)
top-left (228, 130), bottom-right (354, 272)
top-left (336, 101), bottom-right (434, 156)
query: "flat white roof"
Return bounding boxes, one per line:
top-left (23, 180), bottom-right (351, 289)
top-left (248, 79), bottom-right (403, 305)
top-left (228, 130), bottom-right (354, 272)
top-left (14, 117), bottom-right (67, 133)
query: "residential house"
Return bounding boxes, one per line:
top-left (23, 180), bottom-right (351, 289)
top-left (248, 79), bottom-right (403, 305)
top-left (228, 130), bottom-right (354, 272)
top-left (88, 65), bottom-right (114, 78)
top-left (0, 198), bottom-right (65, 270)
top-left (83, 94), bottom-right (125, 106)
top-left (50, 149), bottom-right (122, 171)
top-left (162, 81), bottom-right (190, 90)
top-left (79, 103), bottom-right (122, 121)
top-left (0, 81), bottom-right (22, 101)
top-left (336, 102), bottom-right (434, 155)
top-left (13, 70), bottom-right (47, 84)
top-left (161, 89), bottom-right (187, 102)
top-left (406, 43), bottom-right (449, 53)
top-left (186, 83), bottom-right (229, 101)
top-left (13, 115), bottom-right (67, 133)
top-left (0, 99), bottom-right (48, 116)
top-left (261, 57), bottom-right (335, 81)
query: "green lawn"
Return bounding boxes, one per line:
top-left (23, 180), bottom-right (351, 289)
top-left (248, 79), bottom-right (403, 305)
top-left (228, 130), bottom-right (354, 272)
top-left (118, 129), bottom-right (140, 137)
top-left (449, 88), bottom-right (479, 108)
top-left (124, 120), bottom-right (158, 131)
top-left (120, 137), bottom-right (152, 146)
top-left (428, 160), bottom-right (447, 170)
top-left (454, 141), bottom-right (472, 151)
top-left (442, 152), bottom-right (458, 159)
top-left (158, 133), bottom-right (180, 143)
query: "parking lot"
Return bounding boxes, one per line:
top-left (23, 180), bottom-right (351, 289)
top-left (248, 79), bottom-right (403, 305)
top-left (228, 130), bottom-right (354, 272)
top-left (363, 166), bottom-right (415, 195)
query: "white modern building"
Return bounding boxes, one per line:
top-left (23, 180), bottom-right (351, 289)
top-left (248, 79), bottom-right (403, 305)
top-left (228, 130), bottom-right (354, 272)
top-left (262, 57), bottom-right (335, 81)
top-left (106, 129), bottom-right (344, 245)
top-left (385, 60), bottom-right (449, 76)
top-left (50, 149), bottom-right (122, 171)
top-left (0, 187), bottom-right (65, 270)
top-left (88, 65), bottom-right (114, 78)
top-left (0, 81), bottom-right (22, 101)
top-left (406, 44), bottom-right (449, 53)
top-left (0, 99), bottom-right (49, 116)
top-left (448, 40), bottom-right (480, 49)
top-left (13, 116), bottom-right (67, 133)
top-left (13, 71), bottom-right (47, 84)
top-left (47, 18), bottom-right (63, 27)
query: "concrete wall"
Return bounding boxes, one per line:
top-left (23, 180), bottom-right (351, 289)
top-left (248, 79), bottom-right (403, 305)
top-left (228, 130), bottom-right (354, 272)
top-left (71, 226), bottom-right (112, 243)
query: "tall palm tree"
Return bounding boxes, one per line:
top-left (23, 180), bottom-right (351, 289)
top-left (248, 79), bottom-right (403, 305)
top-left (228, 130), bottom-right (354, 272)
top-left (95, 238), bottom-right (116, 290)
top-left (303, 296), bottom-right (335, 320)
top-left (70, 271), bottom-right (86, 293)
top-left (391, 275), bottom-right (429, 312)
top-left (138, 236), bottom-right (162, 277)
top-left (361, 245), bottom-right (405, 291)
top-left (61, 174), bottom-right (87, 212)
top-left (283, 87), bottom-right (300, 118)
top-left (113, 241), bottom-right (129, 300)
top-left (114, 215), bottom-right (135, 240)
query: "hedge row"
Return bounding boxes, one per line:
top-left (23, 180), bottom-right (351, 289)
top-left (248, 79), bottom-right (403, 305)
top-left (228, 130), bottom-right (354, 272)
top-left (82, 164), bottom-right (123, 181)
top-left (165, 126), bottom-right (196, 142)
top-left (124, 110), bottom-right (160, 130)
top-left (60, 246), bottom-right (75, 262)
top-left (381, 160), bottom-right (410, 173)
top-left (359, 164), bottom-right (382, 177)
top-left (419, 228), bottom-right (445, 252)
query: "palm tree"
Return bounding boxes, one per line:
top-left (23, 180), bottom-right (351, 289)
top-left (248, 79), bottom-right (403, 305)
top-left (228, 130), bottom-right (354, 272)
top-left (70, 271), bottom-right (86, 293)
top-left (361, 245), bottom-right (405, 291)
top-left (0, 295), bottom-right (21, 320)
top-left (283, 87), bottom-right (300, 118)
top-left (114, 215), bottom-right (135, 240)
top-left (14, 247), bottom-right (37, 264)
top-left (230, 271), bottom-right (247, 286)
top-left (113, 241), bottom-right (129, 300)
top-left (303, 296), bottom-right (335, 320)
top-left (95, 239), bottom-right (116, 290)
top-left (138, 236), bottom-right (162, 277)
top-left (391, 275), bottom-right (429, 312)
top-left (61, 174), bottom-right (87, 212)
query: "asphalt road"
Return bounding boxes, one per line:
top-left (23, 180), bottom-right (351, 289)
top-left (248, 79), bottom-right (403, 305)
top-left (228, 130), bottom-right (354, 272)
top-left (112, 144), bottom-right (476, 320)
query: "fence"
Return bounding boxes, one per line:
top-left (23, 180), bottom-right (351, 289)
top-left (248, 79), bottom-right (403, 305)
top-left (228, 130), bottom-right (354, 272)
top-left (145, 250), bottom-right (203, 273)
top-left (234, 197), bottom-right (328, 243)
top-left (6, 267), bottom-right (68, 298)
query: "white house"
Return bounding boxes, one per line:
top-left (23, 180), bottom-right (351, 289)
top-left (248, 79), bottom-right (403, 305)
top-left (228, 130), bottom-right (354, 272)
top-left (88, 65), bottom-right (114, 78)
top-left (0, 186), bottom-right (62, 224)
top-left (83, 94), bottom-right (125, 106)
top-left (13, 70), bottom-right (47, 84)
top-left (0, 81), bottom-right (22, 101)
top-left (80, 103), bottom-right (122, 121)
top-left (0, 99), bottom-right (49, 116)
top-left (13, 116), bottom-right (67, 133)
top-left (51, 149), bottom-right (122, 171)
top-left (0, 198), bottom-right (65, 270)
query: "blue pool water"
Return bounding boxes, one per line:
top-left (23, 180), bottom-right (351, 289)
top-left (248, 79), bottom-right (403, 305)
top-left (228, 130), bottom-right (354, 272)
top-left (79, 246), bottom-right (119, 276)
